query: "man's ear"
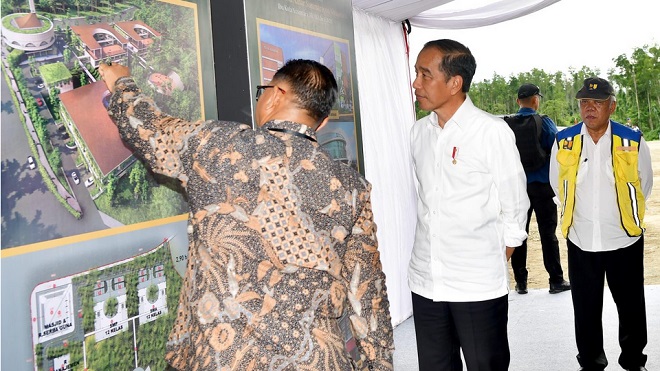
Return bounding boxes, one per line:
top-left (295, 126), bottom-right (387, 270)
top-left (451, 75), bottom-right (463, 95)
top-left (263, 88), bottom-right (280, 110)
top-left (259, 87), bottom-right (284, 122)
top-left (609, 99), bottom-right (617, 114)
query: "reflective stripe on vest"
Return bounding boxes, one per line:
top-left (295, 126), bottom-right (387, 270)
top-left (556, 125), bottom-right (582, 238)
top-left (611, 122), bottom-right (645, 236)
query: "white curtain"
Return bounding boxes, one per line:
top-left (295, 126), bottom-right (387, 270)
top-left (352, 7), bottom-right (418, 327)
top-left (409, 0), bottom-right (561, 29)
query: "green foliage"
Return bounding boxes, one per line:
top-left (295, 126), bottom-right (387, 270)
top-left (147, 284), bottom-right (159, 303)
top-left (45, 340), bottom-right (82, 366)
top-left (34, 343), bottom-right (43, 366)
top-left (86, 330), bottom-right (135, 371)
top-left (104, 296), bottom-right (119, 317)
top-left (89, 64), bottom-right (101, 81)
top-left (105, 173), bottom-right (118, 204)
top-left (129, 162), bottom-right (149, 201)
top-left (39, 62), bottom-right (72, 84)
top-left (63, 48), bottom-right (72, 67)
top-left (47, 147), bottom-right (62, 170)
top-left (465, 44), bottom-right (659, 138)
top-left (95, 163), bottom-right (188, 225)
top-left (80, 71), bottom-right (88, 86)
top-left (80, 284), bottom-right (95, 333)
top-left (125, 273), bottom-right (139, 318)
top-left (610, 44), bottom-right (660, 134)
top-left (132, 0), bottom-right (202, 121)
top-left (414, 100), bottom-right (429, 120)
top-left (7, 48), bottom-right (25, 68)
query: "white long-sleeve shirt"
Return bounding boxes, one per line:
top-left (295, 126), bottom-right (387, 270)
top-left (409, 96), bottom-right (529, 302)
top-left (549, 122), bottom-right (653, 252)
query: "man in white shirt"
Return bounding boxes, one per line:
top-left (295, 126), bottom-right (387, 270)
top-left (409, 39), bottom-right (529, 371)
top-left (550, 77), bottom-right (652, 371)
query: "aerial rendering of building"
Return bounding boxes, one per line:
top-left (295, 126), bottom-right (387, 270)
top-left (58, 81), bottom-right (136, 185)
top-left (38, 62), bottom-right (73, 93)
top-left (1, 10), bottom-right (55, 54)
top-left (114, 20), bottom-right (162, 56)
top-left (70, 23), bottom-right (128, 67)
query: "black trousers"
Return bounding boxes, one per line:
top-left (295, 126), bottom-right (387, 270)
top-left (511, 182), bottom-right (564, 284)
top-left (567, 237), bottom-right (647, 370)
top-left (412, 292), bottom-right (509, 371)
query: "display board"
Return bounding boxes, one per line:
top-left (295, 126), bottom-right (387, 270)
top-left (211, 0), bottom-right (364, 172)
top-left (248, 0), bottom-right (363, 172)
top-left (1, 0), bottom-right (215, 369)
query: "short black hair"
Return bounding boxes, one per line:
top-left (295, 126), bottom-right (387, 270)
top-left (422, 39), bottom-right (476, 93)
top-left (272, 59), bottom-right (338, 124)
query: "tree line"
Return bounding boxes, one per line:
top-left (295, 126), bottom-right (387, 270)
top-left (417, 44), bottom-right (660, 139)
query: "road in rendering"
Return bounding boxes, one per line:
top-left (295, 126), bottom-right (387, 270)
top-left (1, 69), bottom-right (108, 249)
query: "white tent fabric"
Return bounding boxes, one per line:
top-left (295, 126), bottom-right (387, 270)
top-left (353, 0), bottom-right (560, 27)
top-left (352, 0), bottom-right (456, 22)
top-left (352, 7), bottom-right (418, 326)
top-left (409, 0), bottom-right (561, 29)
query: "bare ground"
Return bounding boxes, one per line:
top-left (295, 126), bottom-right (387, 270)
top-left (512, 140), bottom-right (660, 289)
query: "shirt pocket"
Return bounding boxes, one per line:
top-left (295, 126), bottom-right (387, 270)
top-left (556, 149), bottom-right (580, 181)
top-left (614, 149), bottom-right (640, 182)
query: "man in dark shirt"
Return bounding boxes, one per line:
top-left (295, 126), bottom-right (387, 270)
top-left (99, 59), bottom-right (394, 371)
top-left (510, 83), bottom-right (571, 295)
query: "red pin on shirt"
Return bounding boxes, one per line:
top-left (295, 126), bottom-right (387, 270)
top-left (452, 147), bottom-right (458, 164)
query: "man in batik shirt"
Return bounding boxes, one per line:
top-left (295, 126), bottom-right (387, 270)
top-left (99, 59), bottom-right (394, 370)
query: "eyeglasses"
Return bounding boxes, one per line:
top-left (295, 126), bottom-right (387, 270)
top-left (578, 98), bottom-right (610, 108)
top-left (255, 85), bottom-right (286, 101)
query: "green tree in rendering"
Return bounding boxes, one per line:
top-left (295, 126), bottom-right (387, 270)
top-left (105, 173), bottom-right (118, 205)
top-left (129, 162), bottom-right (149, 201)
top-left (104, 296), bottom-right (118, 318)
top-left (47, 147), bottom-right (62, 171)
top-left (147, 284), bottom-right (159, 303)
top-left (125, 271), bottom-right (139, 318)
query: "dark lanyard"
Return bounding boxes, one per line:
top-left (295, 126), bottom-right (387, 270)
top-left (267, 127), bottom-right (317, 143)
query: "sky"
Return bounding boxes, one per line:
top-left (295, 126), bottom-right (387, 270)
top-left (407, 0), bottom-right (659, 83)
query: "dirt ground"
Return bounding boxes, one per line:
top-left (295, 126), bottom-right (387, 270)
top-left (513, 140), bottom-right (660, 289)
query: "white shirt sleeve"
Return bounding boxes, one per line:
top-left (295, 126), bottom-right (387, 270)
top-left (638, 137), bottom-right (653, 200)
top-left (549, 139), bottom-right (559, 197)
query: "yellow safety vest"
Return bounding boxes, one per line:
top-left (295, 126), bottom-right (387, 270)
top-left (555, 121), bottom-right (645, 238)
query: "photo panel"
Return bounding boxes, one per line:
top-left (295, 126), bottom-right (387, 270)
top-left (1, 0), bottom-right (215, 250)
top-left (244, 0), bottom-right (364, 173)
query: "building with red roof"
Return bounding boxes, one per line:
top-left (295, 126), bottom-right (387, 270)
top-left (70, 23), bottom-right (128, 67)
top-left (59, 81), bottom-right (136, 184)
top-left (114, 20), bottom-right (161, 55)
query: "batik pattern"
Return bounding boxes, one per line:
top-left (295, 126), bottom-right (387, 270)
top-left (107, 77), bottom-right (394, 370)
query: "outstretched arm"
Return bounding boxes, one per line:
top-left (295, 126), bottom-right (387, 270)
top-left (98, 63), bottom-right (208, 185)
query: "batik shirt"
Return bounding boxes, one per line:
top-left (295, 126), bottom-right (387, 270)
top-left (107, 77), bottom-right (394, 370)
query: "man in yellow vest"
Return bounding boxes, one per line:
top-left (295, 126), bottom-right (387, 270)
top-left (550, 77), bottom-right (652, 371)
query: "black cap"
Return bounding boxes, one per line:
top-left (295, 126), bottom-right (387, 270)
top-left (576, 77), bottom-right (615, 100)
top-left (517, 83), bottom-right (543, 99)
